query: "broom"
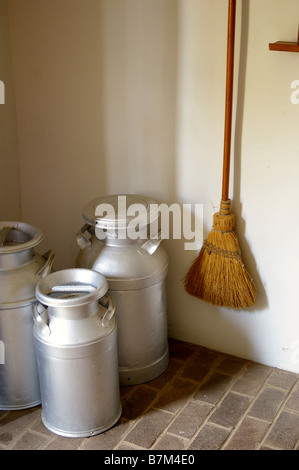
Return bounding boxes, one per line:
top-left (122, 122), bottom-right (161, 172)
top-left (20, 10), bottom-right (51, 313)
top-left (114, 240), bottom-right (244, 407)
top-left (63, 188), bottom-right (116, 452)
top-left (184, 0), bottom-right (255, 309)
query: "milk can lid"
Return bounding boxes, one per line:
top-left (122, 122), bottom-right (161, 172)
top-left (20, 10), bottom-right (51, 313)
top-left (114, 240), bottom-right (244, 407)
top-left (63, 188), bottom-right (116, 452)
top-left (82, 194), bottom-right (159, 230)
top-left (35, 268), bottom-right (108, 307)
top-left (0, 221), bottom-right (44, 253)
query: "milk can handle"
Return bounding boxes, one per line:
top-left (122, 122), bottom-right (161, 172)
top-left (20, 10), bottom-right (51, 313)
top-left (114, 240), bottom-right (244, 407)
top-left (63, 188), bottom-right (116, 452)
top-left (76, 223), bottom-right (92, 250)
top-left (36, 249), bottom-right (55, 278)
top-left (99, 294), bottom-right (115, 328)
top-left (32, 302), bottom-right (51, 336)
top-left (138, 231), bottom-right (163, 257)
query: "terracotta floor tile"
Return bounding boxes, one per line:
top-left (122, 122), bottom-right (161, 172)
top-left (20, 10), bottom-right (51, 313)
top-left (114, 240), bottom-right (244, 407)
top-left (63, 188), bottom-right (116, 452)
top-left (208, 392), bottom-right (251, 429)
top-left (248, 387), bottom-right (287, 422)
top-left (11, 430), bottom-right (48, 450)
top-left (124, 408), bottom-right (173, 449)
top-left (167, 400), bottom-right (212, 439)
top-left (223, 416), bottom-right (270, 450)
top-left (267, 370), bottom-right (298, 390)
top-left (232, 363), bottom-right (272, 396)
top-left (152, 433), bottom-right (186, 450)
top-left (153, 377), bottom-right (198, 413)
top-left (263, 411), bottom-right (299, 450)
top-left (194, 371), bottom-right (233, 404)
top-left (121, 385), bottom-right (157, 420)
top-left (285, 383), bottom-right (299, 413)
top-left (188, 423), bottom-right (230, 450)
top-left (180, 349), bottom-right (220, 383)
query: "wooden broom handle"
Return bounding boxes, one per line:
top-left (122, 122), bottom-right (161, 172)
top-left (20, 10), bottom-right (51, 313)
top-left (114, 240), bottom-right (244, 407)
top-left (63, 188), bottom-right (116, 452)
top-left (221, 0), bottom-right (236, 202)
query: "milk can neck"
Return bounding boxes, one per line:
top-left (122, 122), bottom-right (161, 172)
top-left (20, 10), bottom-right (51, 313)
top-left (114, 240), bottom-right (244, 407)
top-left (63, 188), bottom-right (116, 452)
top-left (47, 301), bottom-right (98, 320)
top-left (95, 225), bottom-right (157, 247)
top-left (99, 233), bottom-right (143, 247)
top-left (0, 248), bottom-right (34, 269)
top-left (0, 222), bottom-right (44, 268)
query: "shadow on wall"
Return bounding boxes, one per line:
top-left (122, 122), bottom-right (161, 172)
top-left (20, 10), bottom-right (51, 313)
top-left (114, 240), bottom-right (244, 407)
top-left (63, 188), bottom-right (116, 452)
top-left (166, 236), bottom-right (261, 361)
top-left (232, 0), bottom-right (267, 312)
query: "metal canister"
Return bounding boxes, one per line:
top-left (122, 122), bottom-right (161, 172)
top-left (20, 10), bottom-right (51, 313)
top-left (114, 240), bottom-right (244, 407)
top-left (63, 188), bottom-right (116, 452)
top-left (76, 194), bottom-right (169, 385)
top-left (33, 268), bottom-right (121, 438)
top-left (0, 221), bottom-right (55, 410)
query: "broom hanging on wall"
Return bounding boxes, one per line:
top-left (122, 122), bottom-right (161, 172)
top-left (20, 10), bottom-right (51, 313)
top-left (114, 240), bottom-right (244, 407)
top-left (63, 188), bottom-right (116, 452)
top-left (184, 0), bottom-right (255, 309)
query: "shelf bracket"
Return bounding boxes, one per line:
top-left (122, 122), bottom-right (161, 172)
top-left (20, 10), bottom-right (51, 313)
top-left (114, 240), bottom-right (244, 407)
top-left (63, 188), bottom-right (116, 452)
top-left (269, 26), bottom-right (299, 52)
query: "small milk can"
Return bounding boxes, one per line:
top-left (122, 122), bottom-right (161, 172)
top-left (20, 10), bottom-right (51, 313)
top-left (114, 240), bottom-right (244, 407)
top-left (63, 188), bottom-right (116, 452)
top-left (76, 194), bottom-right (169, 385)
top-left (0, 221), bottom-right (55, 410)
top-left (33, 268), bottom-right (121, 438)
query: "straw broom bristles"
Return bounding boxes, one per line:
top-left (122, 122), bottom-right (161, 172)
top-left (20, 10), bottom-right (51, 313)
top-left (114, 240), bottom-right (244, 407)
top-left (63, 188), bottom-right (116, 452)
top-left (184, 200), bottom-right (255, 309)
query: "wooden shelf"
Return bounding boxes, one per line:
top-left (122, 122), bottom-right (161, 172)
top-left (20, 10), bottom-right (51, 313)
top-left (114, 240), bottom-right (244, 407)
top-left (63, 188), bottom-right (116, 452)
top-left (269, 27), bottom-right (299, 52)
top-left (269, 41), bottom-right (299, 52)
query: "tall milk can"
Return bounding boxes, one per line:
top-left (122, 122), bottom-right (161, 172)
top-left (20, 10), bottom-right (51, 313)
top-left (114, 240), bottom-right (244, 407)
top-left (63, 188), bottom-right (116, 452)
top-left (33, 268), bottom-right (121, 438)
top-left (0, 221), bottom-right (55, 410)
top-left (76, 194), bottom-right (169, 385)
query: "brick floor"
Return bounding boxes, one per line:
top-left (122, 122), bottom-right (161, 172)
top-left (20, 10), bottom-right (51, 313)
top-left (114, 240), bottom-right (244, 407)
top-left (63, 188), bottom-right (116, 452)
top-left (1, 338), bottom-right (299, 450)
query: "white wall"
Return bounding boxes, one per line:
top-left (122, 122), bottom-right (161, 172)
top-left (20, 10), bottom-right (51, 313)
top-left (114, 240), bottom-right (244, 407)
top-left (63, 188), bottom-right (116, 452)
top-left (172, 0), bottom-right (299, 372)
top-left (6, 0), bottom-right (299, 372)
top-left (0, 0), bottom-right (20, 219)
top-left (7, 0), bottom-right (108, 265)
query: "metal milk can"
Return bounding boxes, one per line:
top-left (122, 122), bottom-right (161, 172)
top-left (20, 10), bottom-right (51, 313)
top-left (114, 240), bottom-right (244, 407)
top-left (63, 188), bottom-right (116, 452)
top-left (0, 221), bottom-right (55, 410)
top-left (33, 268), bottom-right (122, 438)
top-left (76, 194), bottom-right (169, 385)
